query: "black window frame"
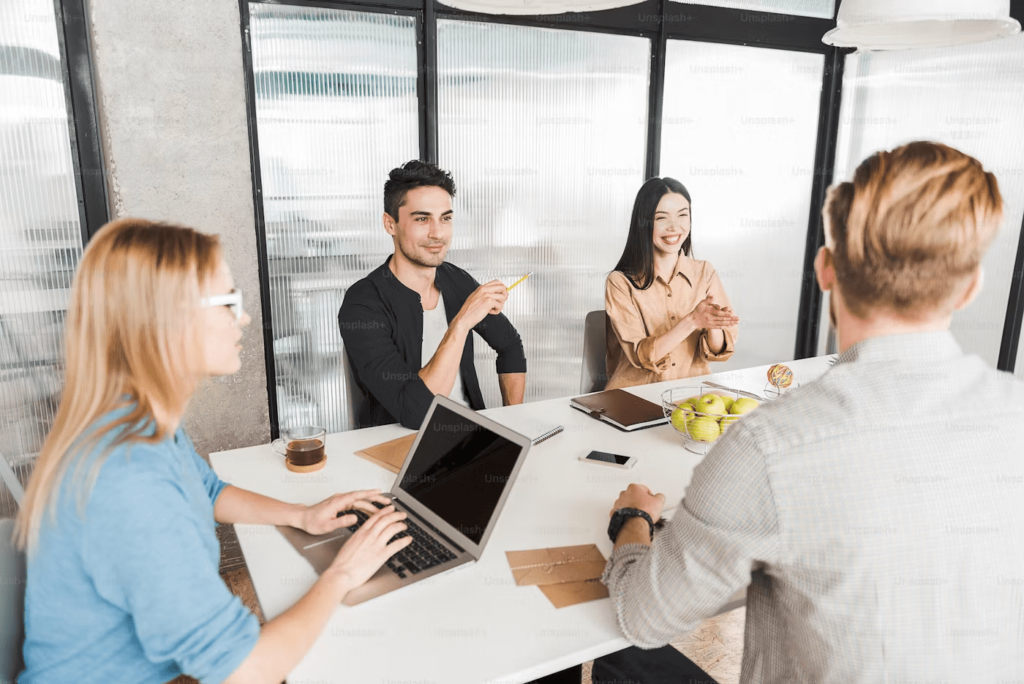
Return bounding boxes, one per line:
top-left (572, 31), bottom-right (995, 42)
top-left (239, 0), bottom-right (1024, 438)
top-left (998, 0), bottom-right (1024, 373)
top-left (52, 0), bottom-right (110, 242)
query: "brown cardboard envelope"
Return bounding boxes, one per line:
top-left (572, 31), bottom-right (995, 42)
top-left (539, 578), bottom-right (609, 608)
top-left (506, 544), bottom-right (607, 587)
top-left (354, 433), bottom-right (416, 473)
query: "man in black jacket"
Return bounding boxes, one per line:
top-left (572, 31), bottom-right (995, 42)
top-left (338, 160), bottom-right (527, 430)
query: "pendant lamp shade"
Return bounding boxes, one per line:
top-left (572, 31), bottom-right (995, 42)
top-left (823, 0), bottom-right (1021, 50)
top-left (439, 0), bottom-right (643, 15)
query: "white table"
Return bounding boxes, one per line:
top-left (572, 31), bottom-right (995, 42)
top-left (211, 355), bottom-right (835, 684)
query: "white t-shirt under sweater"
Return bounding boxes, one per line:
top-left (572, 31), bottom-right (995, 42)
top-left (421, 297), bottom-right (470, 407)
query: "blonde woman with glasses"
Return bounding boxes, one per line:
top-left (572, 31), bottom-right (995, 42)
top-left (14, 219), bottom-right (412, 684)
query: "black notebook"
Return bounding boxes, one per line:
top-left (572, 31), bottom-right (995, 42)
top-left (570, 389), bottom-right (668, 432)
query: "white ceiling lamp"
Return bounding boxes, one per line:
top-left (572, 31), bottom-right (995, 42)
top-left (439, 0), bottom-right (642, 15)
top-left (823, 0), bottom-right (1021, 50)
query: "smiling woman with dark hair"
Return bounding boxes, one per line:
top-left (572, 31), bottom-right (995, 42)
top-left (604, 177), bottom-right (740, 390)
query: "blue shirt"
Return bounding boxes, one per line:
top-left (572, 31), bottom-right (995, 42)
top-left (20, 416), bottom-right (260, 684)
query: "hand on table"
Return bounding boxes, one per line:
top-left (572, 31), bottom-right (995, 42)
top-left (686, 296), bottom-right (740, 330)
top-left (298, 489), bottom-right (393, 536)
top-left (610, 483), bottom-right (666, 521)
top-left (324, 505), bottom-right (412, 592)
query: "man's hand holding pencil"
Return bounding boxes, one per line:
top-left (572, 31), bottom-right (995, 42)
top-left (454, 280), bottom-right (509, 329)
top-left (452, 273), bottom-right (531, 331)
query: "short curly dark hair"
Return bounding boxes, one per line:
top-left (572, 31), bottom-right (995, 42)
top-left (383, 160), bottom-right (457, 220)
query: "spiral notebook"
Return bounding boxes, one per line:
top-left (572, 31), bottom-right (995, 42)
top-left (569, 389), bottom-right (667, 432)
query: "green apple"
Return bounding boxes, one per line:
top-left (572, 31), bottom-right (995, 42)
top-left (686, 416), bottom-right (721, 442)
top-left (730, 397), bottom-right (760, 415)
top-left (684, 395), bottom-right (701, 408)
top-left (696, 394), bottom-right (727, 419)
top-left (719, 414), bottom-right (740, 431)
top-left (720, 396), bottom-right (735, 412)
top-left (670, 405), bottom-right (695, 432)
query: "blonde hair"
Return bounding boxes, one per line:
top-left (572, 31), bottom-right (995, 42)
top-left (15, 218), bottom-right (222, 551)
top-left (824, 141), bottom-right (1003, 319)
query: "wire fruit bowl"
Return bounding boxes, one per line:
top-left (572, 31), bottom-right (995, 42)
top-left (661, 383), bottom-right (764, 455)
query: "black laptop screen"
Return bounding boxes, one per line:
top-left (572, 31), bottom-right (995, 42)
top-left (399, 404), bottom-right (523, 545)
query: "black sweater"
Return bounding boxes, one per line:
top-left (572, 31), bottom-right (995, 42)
top-left (338, 257), bottom-right (527, 430)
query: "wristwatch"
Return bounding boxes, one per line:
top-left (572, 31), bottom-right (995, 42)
top-left (607, 507), bottom-right (655, 543)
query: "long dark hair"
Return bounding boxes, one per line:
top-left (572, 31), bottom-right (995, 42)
top-left (613, 177), bottom-right (692, 290)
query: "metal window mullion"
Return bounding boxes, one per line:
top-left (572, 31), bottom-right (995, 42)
top-left (421, 0), bottom-right (438, 163)
top-left (644, 0), bottom-right (668, 180)
top-left (997, 220), bottom-right (1024, 373)
top-left (55, 0), bottom-right (110, 241)
top-left (794, 45), bottom-right (847, 360)
top-left (239, 0), bottom-right (282, 438)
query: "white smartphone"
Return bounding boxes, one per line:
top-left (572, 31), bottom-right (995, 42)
top-left (579, 450), bottom-right (637, 469)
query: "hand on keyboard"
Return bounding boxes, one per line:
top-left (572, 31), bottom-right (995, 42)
top-left (383, 518), bottom-right (458, 579)
top-left (323, 504), bottom-right (412, 593)
top-left (339, 502), bottom-right (458, 580)
top-left (299, 489), bottom-right (392, 536)
top-left (337, 499), bottom-right (390, 530)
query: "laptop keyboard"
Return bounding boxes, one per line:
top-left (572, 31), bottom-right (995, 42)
top-left (341, 502), bottom-right (458, 579)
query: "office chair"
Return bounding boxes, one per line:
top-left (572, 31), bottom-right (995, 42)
top-left (341, 348), bottom-right (366, 431)
top-left (579, 310), bottom-right (609, 394)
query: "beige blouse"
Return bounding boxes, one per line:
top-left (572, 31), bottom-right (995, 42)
top-left (604, 254), bottom-right (737, 390)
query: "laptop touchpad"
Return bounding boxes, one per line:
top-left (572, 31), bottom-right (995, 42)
top-left (277, 525), bottom-right (350, 575)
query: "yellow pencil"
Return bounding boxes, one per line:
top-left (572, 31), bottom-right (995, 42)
top-left (507, 272), bottom-right (533, 291)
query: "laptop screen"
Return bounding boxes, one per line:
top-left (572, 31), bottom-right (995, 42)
top-left (398, 403), bottom-right (523, 545)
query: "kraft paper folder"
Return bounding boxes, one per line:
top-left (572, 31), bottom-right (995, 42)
top-left (506, 544), bottom-right (610, 609)
top-left (354, 433), bottom-right (416, 473)
top-left (355, 423), bottom-right (563, 474)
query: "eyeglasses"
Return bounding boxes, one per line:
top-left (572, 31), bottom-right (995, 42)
top-left (200, 288), bottom-right (245, 321)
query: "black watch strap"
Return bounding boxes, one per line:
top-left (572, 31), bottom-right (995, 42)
top-left (608, 507), bottom-right (655, 543)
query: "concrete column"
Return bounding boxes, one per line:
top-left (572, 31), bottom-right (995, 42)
top-left (86, 0), bottom-right (270, 456)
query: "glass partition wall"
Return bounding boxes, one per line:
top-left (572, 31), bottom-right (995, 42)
top-left (819, 34), bottom-right (1024, 371)
top-left (242, 0), bottom-right (843, 434)
top-left (0, 0), bottom-right (88, 517)
top-left (244, 0), bottom-right (1024, 436)
top-left (437, 21), bottom-right (650, 404)
top-left (660, 40), bottom-right (825, 371)
top-left (248, 5), bottom-right (419, 432)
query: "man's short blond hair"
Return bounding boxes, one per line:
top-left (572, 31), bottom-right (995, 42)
top-left (824, 141), bottom-right (1003, 319)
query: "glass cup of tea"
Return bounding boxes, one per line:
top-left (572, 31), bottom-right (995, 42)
top-left (272, 425), bottom-right (327, 473)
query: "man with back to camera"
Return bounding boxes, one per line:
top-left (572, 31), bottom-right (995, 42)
top-left (338, 160), bottom-right (527, 430)
top-left (595, 141), bottom-right (1024, 683)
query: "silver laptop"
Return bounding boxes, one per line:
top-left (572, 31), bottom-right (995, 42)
top-left (277, 395), bottom-right (532, 606)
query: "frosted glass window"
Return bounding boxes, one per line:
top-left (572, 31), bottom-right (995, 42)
top-left (830, 36), bottom-right (1024, 369)
top-left (677, 0), bottom-right (834, 19)
top-left (0, 0), bottom-right (83, 515)
top-left (437, 21), bottom-right (649, 403)
top-left (249, 4), bottom-right (419, 432)
top-left (660, 40), bottom-right (824, 371)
